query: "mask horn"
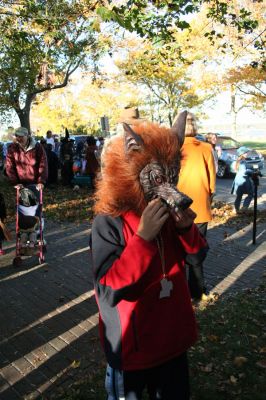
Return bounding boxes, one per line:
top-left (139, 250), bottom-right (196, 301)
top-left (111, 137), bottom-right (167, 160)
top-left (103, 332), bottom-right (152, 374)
top-left (171, 110), bottom-right (187, 148)
top-left (123, 123), bottom-right (144, 153)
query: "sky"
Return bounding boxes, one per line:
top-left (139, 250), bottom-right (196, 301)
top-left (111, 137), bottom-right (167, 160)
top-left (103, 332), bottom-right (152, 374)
top-left (200, 92), bottom-right (265, 138)
top-left (100, 54), bottom-right (266, 140)
top-left (1, 27), bottom-right (265, 140)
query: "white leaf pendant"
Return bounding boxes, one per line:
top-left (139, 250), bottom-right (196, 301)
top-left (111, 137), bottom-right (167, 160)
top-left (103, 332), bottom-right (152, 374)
top-left (159, 277), bottom-right (173, 299)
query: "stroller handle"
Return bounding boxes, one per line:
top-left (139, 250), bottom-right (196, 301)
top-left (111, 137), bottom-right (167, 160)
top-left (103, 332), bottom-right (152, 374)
top-left (15, 184), bottom-right (43, 205)
top-left (15, 183), bottom-right (44, 191)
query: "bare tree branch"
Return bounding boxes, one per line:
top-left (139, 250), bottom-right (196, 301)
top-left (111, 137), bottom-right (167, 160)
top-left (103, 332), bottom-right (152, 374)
top-left (236, 85), bottom-right (266, 98)
top-left (32, 59), bottom-right (83, 95)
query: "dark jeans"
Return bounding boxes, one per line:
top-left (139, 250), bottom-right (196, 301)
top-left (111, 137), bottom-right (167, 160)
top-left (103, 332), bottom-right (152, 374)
top-left (105, 353), bottom-right (190, 400)
top-left (187, 222), bottom-right (208, 300)
top-left (235, 189), bottom-right (253, 211)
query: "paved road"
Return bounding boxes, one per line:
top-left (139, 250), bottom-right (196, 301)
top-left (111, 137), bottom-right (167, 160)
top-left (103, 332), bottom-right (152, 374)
top-left (0, 189), bottom-right (265, 399)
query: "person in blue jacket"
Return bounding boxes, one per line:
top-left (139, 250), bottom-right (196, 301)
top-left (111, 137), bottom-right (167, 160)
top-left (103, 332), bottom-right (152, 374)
top-left (231, 147), bottom-right (254, 213)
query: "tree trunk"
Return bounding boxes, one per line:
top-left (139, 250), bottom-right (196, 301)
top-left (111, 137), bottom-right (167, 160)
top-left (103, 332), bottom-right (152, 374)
top-left (230, 86), bottom-right (237, 139)
top-left (232, 110), bottom-right (237, 140)
top-left (17, 110), bottom-right (31, 132)
top-left (15, 94), bottom-right (34, 133)
top-left (168, 112), bottom-right (173, 127)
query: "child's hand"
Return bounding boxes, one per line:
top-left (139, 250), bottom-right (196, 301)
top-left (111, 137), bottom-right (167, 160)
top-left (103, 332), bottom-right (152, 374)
top-left (137, 199), bottom-right (169, 242)
top-left (170, 208), bottom-right (197, 230)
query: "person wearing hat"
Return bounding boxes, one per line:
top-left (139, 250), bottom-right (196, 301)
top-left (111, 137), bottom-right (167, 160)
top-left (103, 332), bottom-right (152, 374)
top-left (117, 107), bottom-right (146, 125)
top-left (5, 126), bottom-right (48, 190)
top-left (46, 130), bottom-right (55, 151)
top-left (100, 107), bottom-right (146, 168)
top-left (177, 112), bottom-right (216, 302)
top-left (84, 135), bottom-right (99, 189)
top-left (231, 146), bottom-right (254, 214)
top-left (59, 128), bottom-right (74, 185)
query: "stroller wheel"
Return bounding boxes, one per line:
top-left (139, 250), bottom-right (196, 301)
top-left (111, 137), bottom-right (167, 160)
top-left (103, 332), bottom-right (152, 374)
top-left (13, 257), bottom-right (22, 267)
top-left (39, 256), bottom-right (45, 265)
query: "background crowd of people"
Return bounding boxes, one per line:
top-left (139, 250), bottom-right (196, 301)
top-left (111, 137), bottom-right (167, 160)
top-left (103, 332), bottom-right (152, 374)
top-left (0, 109), bottom-right (257, 263)
top-left (36, 129), bottom-right (104, 187)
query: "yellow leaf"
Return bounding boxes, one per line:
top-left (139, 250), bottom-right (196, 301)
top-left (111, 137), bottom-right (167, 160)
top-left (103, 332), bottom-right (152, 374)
top-left (200, 363), bottom-right (213, 372)
top-left (256, 360), bottom-right (266, 369)
top-left (233, 356), bottom-right (248, 367)
top-left (248, 334), bottom-right (258, 339)
top-left (259, 347), bottom-right (266, 354)
top-left (207, 334), bottom-right (219, 342)
top-left (71, 360), bottom-right (81, 369)
top-left (230, 375), bottom-right (238, 384)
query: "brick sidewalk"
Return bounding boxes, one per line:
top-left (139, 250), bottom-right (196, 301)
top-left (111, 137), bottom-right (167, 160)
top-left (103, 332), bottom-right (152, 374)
top-left (0, 217), bottom-right (265, 399)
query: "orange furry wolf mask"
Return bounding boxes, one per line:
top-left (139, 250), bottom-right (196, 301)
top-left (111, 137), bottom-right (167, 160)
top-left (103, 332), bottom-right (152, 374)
top-left (94, 111), bottom-right (192, 217)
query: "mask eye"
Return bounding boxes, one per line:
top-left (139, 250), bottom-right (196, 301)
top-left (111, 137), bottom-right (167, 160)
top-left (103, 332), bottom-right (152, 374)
top-left (149, 169), bottom-right (165, 185)
top-left (155, 175), bottom-right (164, 185)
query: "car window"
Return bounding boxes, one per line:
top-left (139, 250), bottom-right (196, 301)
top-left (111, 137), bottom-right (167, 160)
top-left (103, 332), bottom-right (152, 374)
top-left (216, 138), bottom-right (241, 149)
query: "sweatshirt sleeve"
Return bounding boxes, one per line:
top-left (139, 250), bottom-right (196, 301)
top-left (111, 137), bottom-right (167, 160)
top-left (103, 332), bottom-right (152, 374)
top-left (177, 223), bottom-right (209, 266)
top-left (206, 146), bottom-right (216, 195)
top-left (91, 215), bottom-right (158, 306)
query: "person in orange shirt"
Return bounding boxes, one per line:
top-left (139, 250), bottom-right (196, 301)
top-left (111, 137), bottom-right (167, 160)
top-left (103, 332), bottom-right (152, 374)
top-left (177, 112), bottom-right (216, 301)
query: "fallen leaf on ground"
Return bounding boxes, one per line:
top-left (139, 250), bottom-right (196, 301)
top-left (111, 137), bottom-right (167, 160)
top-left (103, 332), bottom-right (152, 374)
top-left (207, 335), bottom-right (219, 342)
top-left (259, 347), bottom-right (266, 353)
top-left (230, 375), bottom-right (238, 384)
top-left (200, 363), bottom-right (213, 372)
top-left (233, 356), bottom-right (248, 367)
top-left (71, 360), bottom-right (81, 369)
top-left (256, 360), bottom-right (266, 369)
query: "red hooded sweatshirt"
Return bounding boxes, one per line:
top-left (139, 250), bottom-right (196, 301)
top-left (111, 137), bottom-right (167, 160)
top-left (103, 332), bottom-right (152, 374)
top-left (6, 138), bottom-right (48, 185)
top-left (91, 211), bottom-right (208, 371)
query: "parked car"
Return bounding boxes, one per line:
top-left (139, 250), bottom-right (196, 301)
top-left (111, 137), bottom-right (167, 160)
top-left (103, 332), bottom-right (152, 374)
top-left (215, 136), bottom-right (264, 178)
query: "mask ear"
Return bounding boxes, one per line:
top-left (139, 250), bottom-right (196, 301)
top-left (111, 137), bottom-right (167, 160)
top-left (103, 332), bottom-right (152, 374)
top-left (172, 110), bottom-right (187, 148)
top-left (123, 123), bottom-right (144, 153)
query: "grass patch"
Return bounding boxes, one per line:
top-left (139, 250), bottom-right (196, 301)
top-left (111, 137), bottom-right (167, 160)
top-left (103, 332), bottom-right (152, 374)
top-left (242, 141), bottom-right (266, 149)
top-left (0, 176), bottom-right (94, 223)
top-left (51, 283), bottom-right (266, 400)
top-left (49, 370), bottom-right (106, 400)
top-left (44, 185), bottom-right (94, 223)
top-left (241, 142), bottom-right (266, 152)
top-left (190, 283), bottom-right (266, 399)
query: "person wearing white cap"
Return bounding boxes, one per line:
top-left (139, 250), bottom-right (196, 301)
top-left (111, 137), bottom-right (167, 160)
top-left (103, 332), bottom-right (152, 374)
top-left (6, 127), bottom-right (48, 252)
top-left (46, 130), bottom-right (55, 151)
top-left (5, 126), bottom-right (48, 190)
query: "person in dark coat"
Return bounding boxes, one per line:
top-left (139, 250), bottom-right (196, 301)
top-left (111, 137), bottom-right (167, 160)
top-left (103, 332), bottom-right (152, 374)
top-left (60, 129), bottom-right (74, 185)
top-left (85, 135), bottom-right (99, 189)
top-left (0, 193), bottom-right (7, 255)
top-left (46, 144), bottom-right (59, 185)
